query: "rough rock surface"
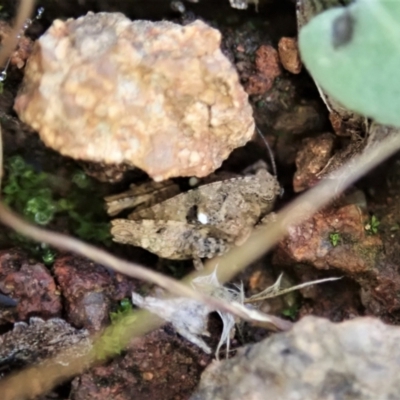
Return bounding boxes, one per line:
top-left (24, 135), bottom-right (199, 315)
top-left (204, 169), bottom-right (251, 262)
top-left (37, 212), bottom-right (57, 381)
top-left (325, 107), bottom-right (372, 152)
top-left (14, 12), bottom-right (254, 181)
top-left (0, 249), bottom-right (62, 324)
top-left (70, 327), bottom-right (212, 400)
top-left (53, 254), bottom-right (137, 332)
top-left (293, 133), bottom-right (335, 192)
top-left (274, 202), bottom-right (382, 274)
top-left (0, 317), bottom-right (91, 369)
top-left (273, 104), bottom-right (324, 136)
top-left (245, 45), bottom-right (281, 95)
top-left (278, 37), bottom-right (302, 74)
top-left (272, 198), bottom-right (400, 318)
top-left (191, 316), bottom-right (400, 400)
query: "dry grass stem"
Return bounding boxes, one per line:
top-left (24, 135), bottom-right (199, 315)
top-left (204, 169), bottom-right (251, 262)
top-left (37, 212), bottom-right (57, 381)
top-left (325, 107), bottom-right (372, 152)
top-left (0, 202), bottom-right (292, 329)
top-left (245, 275), bottom-right (342, 303)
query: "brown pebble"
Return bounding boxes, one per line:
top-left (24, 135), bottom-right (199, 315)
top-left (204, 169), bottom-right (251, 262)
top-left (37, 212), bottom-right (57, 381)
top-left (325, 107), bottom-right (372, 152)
top-left (245, 45), bottom-right (281, 95)
top-left (278, 37), bottom-right (302, 74)
top-left (142, 372), bottom-right (154, 381)
top-left (255, 45), bottom-right (281, 79)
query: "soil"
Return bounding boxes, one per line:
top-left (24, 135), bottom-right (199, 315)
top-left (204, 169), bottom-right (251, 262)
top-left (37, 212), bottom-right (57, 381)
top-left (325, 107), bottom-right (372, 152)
top-left (0, 1), bottom-right (399, 399)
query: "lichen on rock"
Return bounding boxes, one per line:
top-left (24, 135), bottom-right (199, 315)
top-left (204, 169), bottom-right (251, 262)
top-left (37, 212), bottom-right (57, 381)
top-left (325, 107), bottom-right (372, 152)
top-left (14, 12), bottom-right (255, 181)
top-left (191, 316), bottom-right (400, 400)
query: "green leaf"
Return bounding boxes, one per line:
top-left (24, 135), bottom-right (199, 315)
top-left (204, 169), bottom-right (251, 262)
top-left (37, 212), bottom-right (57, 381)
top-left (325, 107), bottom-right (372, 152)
top-left (282, 304), bottom-right (299, 320)
top-left (24, 197), bottom-right (56, 225)
top-left (329, 232), bottom-right (341, 247)
top-left (3, 156), bottom-right (111, 247)
top-left (299, 0), bottom-right (400, 126)
top-left (9, 156), bottom-right (27, 174)
top-left (72, 170), bottom-right (91, 189)
top-left (42, 247), bottom-right (57, 265)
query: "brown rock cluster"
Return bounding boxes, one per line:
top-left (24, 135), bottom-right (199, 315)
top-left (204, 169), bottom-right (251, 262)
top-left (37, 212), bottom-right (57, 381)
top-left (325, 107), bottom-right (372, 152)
top-left (245, 44), bottom-right (281, 95)
top-left (14, 12), bottom-right (255, 181)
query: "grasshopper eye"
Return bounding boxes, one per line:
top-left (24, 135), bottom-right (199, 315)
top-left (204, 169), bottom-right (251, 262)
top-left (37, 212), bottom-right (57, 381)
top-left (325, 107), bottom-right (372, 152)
top-left (332, 10), bottom-right (355, 49)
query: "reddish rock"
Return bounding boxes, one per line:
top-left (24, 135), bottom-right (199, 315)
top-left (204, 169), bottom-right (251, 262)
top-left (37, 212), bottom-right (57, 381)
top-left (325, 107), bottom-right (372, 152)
top-left (245, 45), bottom-right (281, 95)
top-left (255, 45), bottom-right (281, 79)
top-left (272, 200), bottom-right (400, 317)
top-left (360, 266), bottom-right (400, 315)
top-left (329, 109), bottom-right (364, 138)
top-left (0, 249), bottom-right (61, 323)
top-left (246, 74), bottom-right (274, 95)
top-left (70, 327), bottom-right (212, 400)
top-left (278, 37), bottom-right (302, 74)
top-left (274, 203), bottom-right (382, 274)
top-left (53, 254), bottom-right (138, 332)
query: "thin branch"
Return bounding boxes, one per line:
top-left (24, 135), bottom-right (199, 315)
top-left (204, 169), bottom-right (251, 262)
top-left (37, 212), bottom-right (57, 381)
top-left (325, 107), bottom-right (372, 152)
top-left (245, 276), bottom-right (342, 303)
top-left (0, 202), bottom-right (292, 331)
top-left (0, 203), bottom-right (290, 400)
top-left (256, 127), bottom-right (277, 178)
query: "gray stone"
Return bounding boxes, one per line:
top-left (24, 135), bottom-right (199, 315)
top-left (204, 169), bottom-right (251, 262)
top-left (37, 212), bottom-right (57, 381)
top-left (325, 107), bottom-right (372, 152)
top-left (191, 316), bottom-right (400, 400)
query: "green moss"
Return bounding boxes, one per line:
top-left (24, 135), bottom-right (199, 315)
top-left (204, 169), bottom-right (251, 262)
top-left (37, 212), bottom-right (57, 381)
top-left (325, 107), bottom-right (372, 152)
top-left (94, 299), bottom-right (136, 360)
top-left (41, 245), bottom-right (57, 265)
top-left (255, 100), bottom-right (266, 108)
top-left (109, 298), bottom-right (133, 323)
top-left (282, 304), bottom-right (299, 320)
top-left (2, 155), bottom-right (111, 262)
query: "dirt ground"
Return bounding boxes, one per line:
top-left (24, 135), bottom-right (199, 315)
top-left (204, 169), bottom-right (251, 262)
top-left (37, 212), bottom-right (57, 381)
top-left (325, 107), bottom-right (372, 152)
top-left (0, 1), bottom-right (400, 399)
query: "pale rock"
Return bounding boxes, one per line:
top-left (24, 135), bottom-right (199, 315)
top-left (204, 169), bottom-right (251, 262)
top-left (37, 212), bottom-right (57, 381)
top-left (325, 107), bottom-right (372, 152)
top-left (191, 316), bottom-right (400, 400)
top-left (14, 12), bottom-right (254, 181)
